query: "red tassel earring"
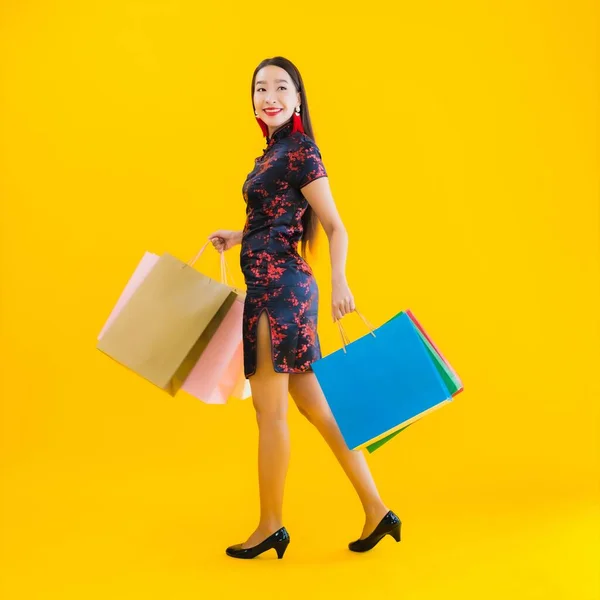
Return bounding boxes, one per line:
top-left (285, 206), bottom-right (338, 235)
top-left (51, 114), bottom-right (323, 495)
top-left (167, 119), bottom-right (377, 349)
top-left (291, 106), bottom-right (304, 134)
top-left (255, 111), bottom-right (268, 138)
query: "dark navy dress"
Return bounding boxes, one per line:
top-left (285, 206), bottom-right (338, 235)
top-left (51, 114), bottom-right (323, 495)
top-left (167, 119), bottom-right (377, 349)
top-left (240, 118), bottom-right (328, 378)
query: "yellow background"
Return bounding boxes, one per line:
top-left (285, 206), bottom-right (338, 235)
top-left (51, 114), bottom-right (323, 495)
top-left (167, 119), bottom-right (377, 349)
top-left (1, 1), bottom-right (598, 598)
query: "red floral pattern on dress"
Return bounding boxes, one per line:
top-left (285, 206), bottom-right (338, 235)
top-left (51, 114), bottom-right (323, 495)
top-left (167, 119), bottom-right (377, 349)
top-left (240, 119), bottom-right (328, 377)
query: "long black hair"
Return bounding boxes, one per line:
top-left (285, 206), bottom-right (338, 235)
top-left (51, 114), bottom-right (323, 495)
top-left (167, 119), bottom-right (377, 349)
top-left (250, 56), bottom-right (321, 259)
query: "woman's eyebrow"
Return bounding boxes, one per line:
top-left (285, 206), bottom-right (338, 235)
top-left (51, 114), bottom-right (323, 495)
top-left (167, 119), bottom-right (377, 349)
top-left (256, 79), bottom-right (289, 85)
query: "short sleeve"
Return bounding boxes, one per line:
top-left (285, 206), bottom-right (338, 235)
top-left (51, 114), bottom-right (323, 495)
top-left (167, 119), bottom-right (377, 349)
top-left (288, 137), bottom-right (328, 190)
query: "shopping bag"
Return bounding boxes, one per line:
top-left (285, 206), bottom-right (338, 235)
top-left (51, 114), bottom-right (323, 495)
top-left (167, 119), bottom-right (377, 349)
top-left (364, 309), bottom-right (463, 453)
top-left (231, 371), bottom-right (252, 400)
top-left (180, 295), bottom-right (248, 403)
top-left (98, 245), bottom-right (252, 402)
top-left (180, 254), bottom-right (252, 403)
top-left (98, 251), bottom-right (160, 341)
top-left (311, 309), bottom-right (453, 451)
top-left (96, 243), bottom-right (238, 395)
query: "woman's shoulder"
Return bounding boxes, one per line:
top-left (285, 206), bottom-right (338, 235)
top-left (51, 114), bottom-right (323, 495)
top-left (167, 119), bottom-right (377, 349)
top-left (286, 132), bottom-right (323, 154)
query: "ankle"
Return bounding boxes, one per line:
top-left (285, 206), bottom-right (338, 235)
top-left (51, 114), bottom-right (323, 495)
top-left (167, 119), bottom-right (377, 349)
top-left (363, 501), bottom-right (388, 518)
top-left (258, 521), bottom-right (284, 534)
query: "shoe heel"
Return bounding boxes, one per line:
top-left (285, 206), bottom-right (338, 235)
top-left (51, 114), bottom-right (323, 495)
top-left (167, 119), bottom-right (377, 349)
top-left (275, 539), bottom-right (289, 559)
top-left (390, 524), bottom-right (401, 542)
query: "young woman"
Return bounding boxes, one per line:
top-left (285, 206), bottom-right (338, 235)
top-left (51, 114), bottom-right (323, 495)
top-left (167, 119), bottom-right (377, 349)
top-left (208, 57), bottom-right (401, 559)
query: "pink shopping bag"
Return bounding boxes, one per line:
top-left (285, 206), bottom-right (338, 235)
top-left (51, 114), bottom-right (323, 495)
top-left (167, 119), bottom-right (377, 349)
top-left (180, 293), bottom-right (251, 403)
top-left (98, 251), bottom-right (159, 341)
top-left (405, 309), bottom-right (463, 392)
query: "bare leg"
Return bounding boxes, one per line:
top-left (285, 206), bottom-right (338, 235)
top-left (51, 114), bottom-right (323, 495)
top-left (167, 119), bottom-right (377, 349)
top-left (241, 310), bottom-right (290, 548)
top-left (289, 371), bottom-right (389, 539)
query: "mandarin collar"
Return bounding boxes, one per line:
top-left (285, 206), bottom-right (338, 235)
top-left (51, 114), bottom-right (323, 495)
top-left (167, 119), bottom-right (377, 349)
top-left (265, 118), bottom-right (294, 148)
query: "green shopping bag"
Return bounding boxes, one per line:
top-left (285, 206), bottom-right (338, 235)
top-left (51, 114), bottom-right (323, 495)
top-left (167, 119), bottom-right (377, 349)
top-left (365, 309), bottom-right (463, 453)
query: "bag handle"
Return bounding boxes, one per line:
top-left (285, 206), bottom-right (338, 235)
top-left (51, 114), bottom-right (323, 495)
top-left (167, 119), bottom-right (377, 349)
top-left (186, 241), bottom-right (239, 289)
top-left (219, 250), bottom-right (238, 288)
top-left (336, 309), bottom-right (377, 354)
top-left (187, 241), bottom-right (211, 267)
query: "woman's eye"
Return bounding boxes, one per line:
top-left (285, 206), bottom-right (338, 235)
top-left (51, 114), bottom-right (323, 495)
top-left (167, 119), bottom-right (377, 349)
top-left (257, 86), bottom-right (287, 92)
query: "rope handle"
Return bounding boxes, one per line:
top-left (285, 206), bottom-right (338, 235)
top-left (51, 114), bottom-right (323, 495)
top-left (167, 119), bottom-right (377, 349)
top-left (186, 240), bottom-right (239, 288)
top-left (336, 308), bottom-right (377, 353)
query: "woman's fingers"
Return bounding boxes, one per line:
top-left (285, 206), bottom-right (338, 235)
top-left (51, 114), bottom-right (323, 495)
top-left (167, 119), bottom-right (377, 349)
top-left (212, 236), bottom-right (230, 253)
top-left (333, 297), bottom-right (355, 321)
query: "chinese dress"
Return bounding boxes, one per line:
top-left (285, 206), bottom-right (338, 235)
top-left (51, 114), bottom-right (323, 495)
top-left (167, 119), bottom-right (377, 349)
top-left (240, 118), bottom-right (328, 378)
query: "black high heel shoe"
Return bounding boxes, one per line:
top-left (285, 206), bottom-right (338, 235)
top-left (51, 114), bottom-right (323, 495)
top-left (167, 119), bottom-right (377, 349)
top-left (225, 527), bottom-right (290, 560)
top-left (348, 510), bottom-right (402, 552)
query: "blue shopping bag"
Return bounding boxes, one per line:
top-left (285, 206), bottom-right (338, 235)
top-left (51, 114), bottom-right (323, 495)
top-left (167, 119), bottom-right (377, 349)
top-left (312, 310), bottom-right (453, 451)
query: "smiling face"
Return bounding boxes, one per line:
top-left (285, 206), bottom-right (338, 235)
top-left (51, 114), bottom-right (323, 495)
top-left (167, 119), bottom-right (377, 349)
top-left (253, 65), bottom-right (301, 138)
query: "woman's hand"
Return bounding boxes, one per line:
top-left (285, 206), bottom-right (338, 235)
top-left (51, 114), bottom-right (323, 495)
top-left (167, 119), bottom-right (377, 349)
top-left (207, 229), bottom-right (242, 253)
top-left (331, 274), bottom-right (356, 322)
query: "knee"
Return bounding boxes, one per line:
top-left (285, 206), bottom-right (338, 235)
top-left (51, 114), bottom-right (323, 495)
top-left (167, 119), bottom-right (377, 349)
top-left (252, 398), bottom-right (288, 423)
top-left (294, 402), bottom-right (314, 423)
top-left (255, 410), bottom-right (288, 428)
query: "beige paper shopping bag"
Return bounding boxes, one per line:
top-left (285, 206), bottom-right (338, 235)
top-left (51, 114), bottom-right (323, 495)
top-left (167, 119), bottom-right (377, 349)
top-left (96, 246), bottom-right (238, 395)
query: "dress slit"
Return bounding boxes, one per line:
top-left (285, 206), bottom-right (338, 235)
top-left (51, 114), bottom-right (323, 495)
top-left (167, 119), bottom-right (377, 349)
top-left (246, 307), bottom-right (279, 377)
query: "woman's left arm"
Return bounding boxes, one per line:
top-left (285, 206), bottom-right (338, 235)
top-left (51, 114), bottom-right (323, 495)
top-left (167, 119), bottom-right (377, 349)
top-left (301, 177), bottom-right (356, 322)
